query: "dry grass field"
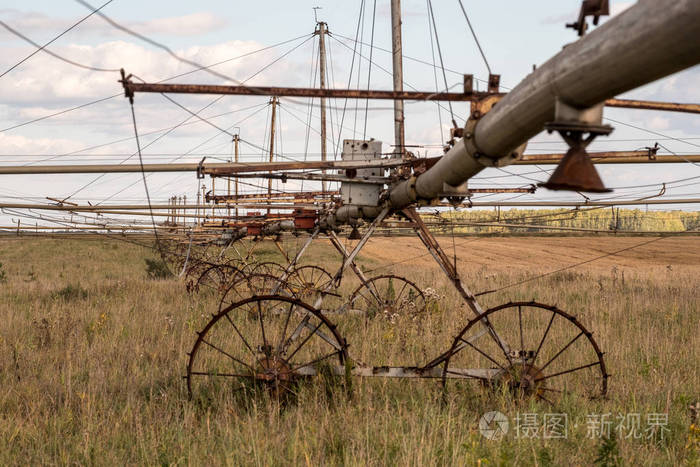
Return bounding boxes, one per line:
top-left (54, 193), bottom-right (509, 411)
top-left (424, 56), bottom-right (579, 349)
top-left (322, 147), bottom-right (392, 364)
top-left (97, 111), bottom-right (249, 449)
top-left (0, 235), bottom-right (698, 465)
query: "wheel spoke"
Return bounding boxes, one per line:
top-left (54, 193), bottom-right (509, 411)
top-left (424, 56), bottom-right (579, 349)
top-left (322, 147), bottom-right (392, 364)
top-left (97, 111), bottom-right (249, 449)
top-left (189, 370), bottom-right (253, 378)
top-left (395, 281), bottom-right (410, 303)
top-left (518, 305), bottom-right (524, 352)
top-left (277, 301), bottom-right (296, 354)
top-left (459, 337), bottom-right (507, 371)
top-left (535, 361), bottom-right (601, 383)
top-left (281, 314), bottom-right (310, 352)
top-left (257, 300), bottom-right (268, 352)
top-left (367, 280), bottom-right (383, 303)
top-left (480, 315), bottom-right (515, 368)
top-left (533, 311), bottom-right (556, 366)
top-left (539, 330), bottom-right (585, 372)
top-left (284, 350), bottom-right (341, 375)
top-left (201, 338), bottom-right (255, 372)
top-left (353, 288), bottom-right (374, 310)
top-left (224, 313), bottom-right (255, 356)
top-left (286, 319), bottom-right (324, 362)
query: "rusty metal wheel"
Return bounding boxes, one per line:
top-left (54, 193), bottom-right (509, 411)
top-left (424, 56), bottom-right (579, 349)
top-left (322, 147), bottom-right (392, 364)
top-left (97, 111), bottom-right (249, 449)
top-left (192, 264), bottom-right (243, 293)
top-left (286, 265), bottom-right (333, 302)
top-left (218, 273), bottom-right (296, 313)
top-left (348, 275), bottom-right (426, 320)
top-left (441, 301), bottom-right (607, 403)
top-left (250, 261), bottom-right (287, 277)
top-left (186, 295), bottom-right (347, 399)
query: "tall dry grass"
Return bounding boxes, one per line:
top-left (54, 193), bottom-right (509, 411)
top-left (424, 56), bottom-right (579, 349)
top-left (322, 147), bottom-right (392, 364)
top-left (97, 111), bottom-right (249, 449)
top-left (0, 236), bottom-right (697, 465)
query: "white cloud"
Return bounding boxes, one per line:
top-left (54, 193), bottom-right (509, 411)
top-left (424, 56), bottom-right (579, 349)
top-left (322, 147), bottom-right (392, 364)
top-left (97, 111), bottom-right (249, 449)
top-left (0, 10), bottom-right (228, 39)
top-left (648, 116), bottom-right (670, 131)
top-left (0, 132), bottom-right (85, 154)
top-left (0, 38), bottom-right (311, 106)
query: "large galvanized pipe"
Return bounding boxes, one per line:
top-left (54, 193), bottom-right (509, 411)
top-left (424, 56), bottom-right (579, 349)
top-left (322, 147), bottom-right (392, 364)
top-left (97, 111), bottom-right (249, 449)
top-left (390, 0), bottom-right (700, 207)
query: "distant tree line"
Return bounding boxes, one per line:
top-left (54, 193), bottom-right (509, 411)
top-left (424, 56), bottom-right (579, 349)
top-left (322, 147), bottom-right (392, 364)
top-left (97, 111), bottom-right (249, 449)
top-left (424, 208), bottom-right (700, 234)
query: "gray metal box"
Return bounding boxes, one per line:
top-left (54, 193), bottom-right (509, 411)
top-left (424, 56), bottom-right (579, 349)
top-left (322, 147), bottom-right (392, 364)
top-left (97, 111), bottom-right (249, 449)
top-left (340, 139), bottom-right (383, 206)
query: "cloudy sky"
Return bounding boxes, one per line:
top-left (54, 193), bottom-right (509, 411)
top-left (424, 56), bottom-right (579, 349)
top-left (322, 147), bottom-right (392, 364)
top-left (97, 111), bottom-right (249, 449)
top-left (0, 0), bottom-right (698, 225)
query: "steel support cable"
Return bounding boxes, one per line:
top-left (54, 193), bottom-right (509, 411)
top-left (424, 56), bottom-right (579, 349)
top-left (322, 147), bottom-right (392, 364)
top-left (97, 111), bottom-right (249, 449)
top-left (0, 208), bottom-right (163, 251)
top-left (330, 32), bottom-right (490, 84)
top-left (302, 35), bottom-right (320, 192)
top-left (59, 93), bottom-right (228, 201)
top-left (16, 103), bottom-right (267, 165)
top-left (0, 0), bottom-right (114, 79)
top-left (128, 33), bottom-right (314, 158)
top-left (474, 235), bottom-right (673, 297)
top-left (159, 94), bottom-right (236, 138)
top-left (363, 0), bottom-right (378, 139)
top-left (0, 34), bottom-right (310, 134)
top-left (70, 36), bottom-right (303, 204)
top-left (282, 94), bottom-right (378, 142)
top-left (353, 0), bottom-right (367, 139)
top-left (363, 237), bottom-right (483, 274)
top-left (531, 137), bottom-right (700, 144)
top-left (605, 117), bottom-right (700, 150)
top-left (98, 105), bottom-right (271, 204)
top-left (327, 34), bottom-right (467, 124)
top-left (237, 137), bottom-right (311, 163)
top-left (333, 0), bottom-right (366, 158)
top-left (325, 37), bottom-right (342, 159)
top-left (0, 20), bottom-right (120, 73)
top-left (456, 0), bottom-right (492, 75)
top-left (276, 101), bottom-right (285, 195)
top-left (75, 0), bottom-right (334, 110)
top-left (495, 167), bottom-right (547, 184)
top-left (128, 100), bottom-right (171, 272)
top-left (427, 0), bottom-right (445, 144)
top-left (427, 0), bottom-right (456, 128)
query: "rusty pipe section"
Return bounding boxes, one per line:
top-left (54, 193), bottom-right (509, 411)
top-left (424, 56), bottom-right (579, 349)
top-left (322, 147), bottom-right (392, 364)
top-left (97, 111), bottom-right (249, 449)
top-left (390, 0), bottom-right (700, 208)
top-left (319, 205), bottom-right (385, 229)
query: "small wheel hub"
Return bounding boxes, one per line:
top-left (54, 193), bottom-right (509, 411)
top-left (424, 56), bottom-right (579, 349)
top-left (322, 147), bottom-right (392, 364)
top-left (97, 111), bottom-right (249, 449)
top-left (255, 356), bottom-right (293, 383)
top-left (494, 360), bottom-right (545, 397)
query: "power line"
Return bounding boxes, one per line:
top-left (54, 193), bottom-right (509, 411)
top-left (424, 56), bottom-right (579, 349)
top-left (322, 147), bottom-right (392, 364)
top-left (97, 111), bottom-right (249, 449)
top-left (475, 235), bottom-right (671, 297)
top-left (456, 0), bottom-right (491, 75)
top-left (605, 117), bottom-right (700, 149)
top-left (0, 0), bottom-right (114, 79)
top-left (0, 19), bottom-right (120, 73)
top-left (427, 0), bottom-right (456, 128)
top-left (0, 34), bottom-right (310, 134)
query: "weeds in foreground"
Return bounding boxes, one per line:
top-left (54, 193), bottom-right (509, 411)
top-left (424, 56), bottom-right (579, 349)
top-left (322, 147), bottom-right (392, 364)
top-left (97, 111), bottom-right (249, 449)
top-left (145, 257), bottom-right (171, 279)
top-left (594, 433), bottom-right (622, 467)
top-left (52, 283), bottom-right (88, 301)
top-left (0, 236), bottom-right (697, 465)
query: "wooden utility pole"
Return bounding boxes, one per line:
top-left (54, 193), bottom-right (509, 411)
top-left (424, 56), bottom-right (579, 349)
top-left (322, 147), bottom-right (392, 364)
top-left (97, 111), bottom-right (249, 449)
top-left (316, 21), bottom-right (328, 193)
top-left (390, 0), bottom-right (405, 157)
top-left (268, 97), bottom-right (278, 215)
top-left (233, 133), bottom-right (239, 219)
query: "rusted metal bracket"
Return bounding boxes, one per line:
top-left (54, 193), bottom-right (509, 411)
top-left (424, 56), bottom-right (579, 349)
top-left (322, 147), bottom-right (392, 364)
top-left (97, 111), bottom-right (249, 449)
top-left (119, 68), bottom-right (135, 104)
top-left (566, 0), bottom-right (609, 36)
top-left (196, 157), bottom-right (206, 179)
top-left (464, 94), bottom-right (527, 165)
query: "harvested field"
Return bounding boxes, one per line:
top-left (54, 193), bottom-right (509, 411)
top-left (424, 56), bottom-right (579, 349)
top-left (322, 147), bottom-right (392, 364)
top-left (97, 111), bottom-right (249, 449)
top-left (0, 236), bottom-right (698, 465)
